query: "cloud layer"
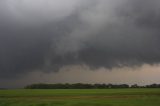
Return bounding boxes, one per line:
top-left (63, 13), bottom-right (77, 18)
top-left (0, 0), bottom-right (160, 79)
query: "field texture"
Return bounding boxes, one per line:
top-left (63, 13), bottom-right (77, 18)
top-left (0, 89), bottom-right (160, 106)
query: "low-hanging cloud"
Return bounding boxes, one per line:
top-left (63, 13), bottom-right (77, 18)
top-left (0, 0), bottom-right (160, 79)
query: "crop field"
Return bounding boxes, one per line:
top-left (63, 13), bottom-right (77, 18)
top-left (0, 89), bottom-right (160, 106)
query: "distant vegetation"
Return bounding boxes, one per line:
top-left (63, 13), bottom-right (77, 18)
top-left (24, 83), bottom-right (160, 89)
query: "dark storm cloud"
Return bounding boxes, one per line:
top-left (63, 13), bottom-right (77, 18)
top-left (1, 0), bottom-right (160, 78)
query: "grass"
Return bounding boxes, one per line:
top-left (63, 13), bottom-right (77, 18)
top-left (0, 88), bottom-right (160, 106)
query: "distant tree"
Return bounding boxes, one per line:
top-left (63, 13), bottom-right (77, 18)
top-left (131, 84), bottom-right (139, 88)
top-left (146, 84), bottom-right (160, 88)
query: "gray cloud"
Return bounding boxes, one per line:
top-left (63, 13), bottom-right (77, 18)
top-left (0, 0), bottom-right (160, 79)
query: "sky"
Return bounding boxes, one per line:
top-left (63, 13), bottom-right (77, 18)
top-left (1, 0), bottom-right (160, 88)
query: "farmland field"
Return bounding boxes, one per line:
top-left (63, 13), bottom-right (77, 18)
top-left (0, 89), bottom-right (160, 106)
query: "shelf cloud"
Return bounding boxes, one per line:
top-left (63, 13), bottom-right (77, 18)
top-left (0, 0), bottom-right (160, 81)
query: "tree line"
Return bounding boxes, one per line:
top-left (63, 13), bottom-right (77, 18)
top-left (24, 83), bottom-right (160, 89)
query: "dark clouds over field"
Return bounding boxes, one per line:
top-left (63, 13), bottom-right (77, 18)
top-left (0, 0), bottom-right (160, 81)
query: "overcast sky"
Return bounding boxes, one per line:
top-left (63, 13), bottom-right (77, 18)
top-left (1, 0), bottom-right (160, 88)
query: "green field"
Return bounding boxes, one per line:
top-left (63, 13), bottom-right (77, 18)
top-left (0, 89), bottom-right (160, 106)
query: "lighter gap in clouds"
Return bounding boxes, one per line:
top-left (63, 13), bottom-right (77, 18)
top-left (1, 64), bottom-right (160, 88)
